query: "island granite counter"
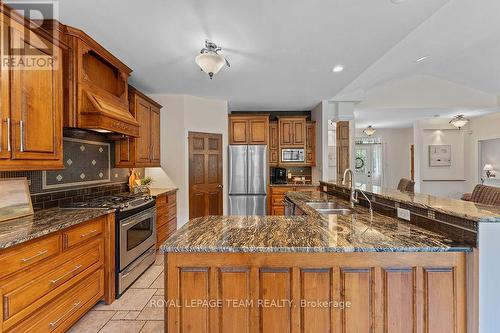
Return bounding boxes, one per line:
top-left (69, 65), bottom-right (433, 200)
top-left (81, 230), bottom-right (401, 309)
top-left (160, 195), bottom-right (470, 332)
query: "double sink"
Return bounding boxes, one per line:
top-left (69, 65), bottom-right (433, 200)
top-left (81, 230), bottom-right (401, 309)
top-left (306, 202), bottom-right (354, 216)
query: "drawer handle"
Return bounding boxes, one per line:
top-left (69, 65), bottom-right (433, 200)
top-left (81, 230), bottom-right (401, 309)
top-left (49, 301), bottom-right (81, 329)
top-left (80, 229), bottom-right (97, 238)
top-left (50, 265), bottom-right (83, 286)
top-left (20, 250), bottom-right (48, 263)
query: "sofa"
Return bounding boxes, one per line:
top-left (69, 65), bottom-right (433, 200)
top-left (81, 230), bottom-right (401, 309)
top-left (461, 184), bottom-right (500, 206)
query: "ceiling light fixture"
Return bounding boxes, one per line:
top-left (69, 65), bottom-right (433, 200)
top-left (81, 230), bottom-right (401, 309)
top-left (363, 125), bottom-right (376, 137)
top-left (332, 65), bottom-right (344, 73)
top-left (195, 40), bottom-right (230, 79)
top-left (449, 114), bottom-right (469, 129)
top-left (416, 56), bottom-right (428, 62)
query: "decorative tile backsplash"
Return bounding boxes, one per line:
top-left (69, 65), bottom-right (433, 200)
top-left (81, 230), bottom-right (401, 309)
top-left (0, 129), bottom-right (134, 195)
top-left (43, 137), bottom-right (112, 189)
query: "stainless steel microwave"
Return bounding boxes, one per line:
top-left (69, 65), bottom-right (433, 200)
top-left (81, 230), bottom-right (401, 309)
top-left (281, 148), bottom-right (305, 162)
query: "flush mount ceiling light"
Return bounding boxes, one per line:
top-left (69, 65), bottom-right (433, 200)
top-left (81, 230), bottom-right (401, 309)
top-left (449, 114), bottom-right (469, 129)
top-left (332, 65), bottom-right (344, 73)
top-left (195, 40), bottom-right (230, 79)
top-left (363, 125), bottom-right (376, 136)
top-left (416, 56), bottom-right (428, 62)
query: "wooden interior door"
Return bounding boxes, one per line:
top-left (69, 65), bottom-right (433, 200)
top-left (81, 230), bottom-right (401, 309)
top-left (135, 99), bottom-right (151, 163)
top-left (189, 132), bottom-right (223, 219)
top-left (9, 22), bottom-right (62, 161)
top-left (336, 121), bottom-right (350, 179)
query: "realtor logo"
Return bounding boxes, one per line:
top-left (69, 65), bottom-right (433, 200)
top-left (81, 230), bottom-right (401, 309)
top-left (1, 1), bottom-right (59, 70)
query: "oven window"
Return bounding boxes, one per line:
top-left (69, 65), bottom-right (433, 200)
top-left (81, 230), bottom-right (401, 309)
top-left (127, 218), bottom-right (153, 251)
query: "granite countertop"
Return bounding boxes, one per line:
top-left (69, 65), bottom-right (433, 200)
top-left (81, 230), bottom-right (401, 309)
top-left (270, 183), bottom-right (320, 187)
top-left (321, 180), bottom-right (500, 222)
top-left (160, 191), bottom-right (471, 254)
top-left (0, 207), bottom-right (114, 250)
top-left (149, 187), bottom-right (178, 197)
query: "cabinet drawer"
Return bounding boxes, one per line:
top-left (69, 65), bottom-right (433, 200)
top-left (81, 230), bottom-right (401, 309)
top-left (12, 269), bottom-right (104, 333)
top-left (167, 193), bottom-right (176, 205)
top-left (271, 195), bottom-right (285, 206)
top-left (271, 206), bottom-right (285, 215)
top-left (270, 187), bottom-right (290, 195)
top-left (0, 234), bottom-right (60, 279)
top-left (3, 242), bottom-right (103, 322)
top-left (63, 218), bottom-right (103, 249)
top-left (167, 204), bottom-right (176, 220)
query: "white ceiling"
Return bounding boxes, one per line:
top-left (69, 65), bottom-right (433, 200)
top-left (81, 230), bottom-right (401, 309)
top-left (345, 0), bottom-right (500, 96)
top-left (57, 0), bottom-right (450, 111)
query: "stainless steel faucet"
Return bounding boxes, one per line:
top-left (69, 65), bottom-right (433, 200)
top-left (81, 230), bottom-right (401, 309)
top-left (342, 168), bottom-right (374, 220)
top-left (342, 169), bottom-right (358, 208)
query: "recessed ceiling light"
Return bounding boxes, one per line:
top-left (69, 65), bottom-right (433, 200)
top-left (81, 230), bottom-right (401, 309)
top-left (416, 56), bottom-right (428, 62)
top-left (332, 65), bottom-right (344, 73)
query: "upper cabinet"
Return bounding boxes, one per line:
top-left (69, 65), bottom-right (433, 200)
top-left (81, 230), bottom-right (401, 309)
top-left (269, 121), bottom-right (279, 165)
top-left (229, 115), bottom-right (269, 145)
top-left (0, 7), bottom-right (65, 171)
top-left (306, 121), bottom-right (316, 166)
top-left (278, 116), bottom-right (306, 147)
top-left (54, 22), bottom-right (139, 137)
top-left (115, 86), bottom-right (162, 168)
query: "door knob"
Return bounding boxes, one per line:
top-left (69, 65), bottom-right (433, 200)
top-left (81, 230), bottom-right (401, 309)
top-left (217, 184), bottom-right (223, 188)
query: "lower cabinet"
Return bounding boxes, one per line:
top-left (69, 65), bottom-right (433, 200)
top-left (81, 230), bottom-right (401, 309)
top-left (270, 186), bottom-right (319, 215)
top-left (156, 190), bottom-right (178, 248)
top-left (0, 214), bottom-right (115, 332)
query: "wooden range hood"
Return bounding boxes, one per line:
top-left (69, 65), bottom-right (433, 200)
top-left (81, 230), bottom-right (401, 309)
top-left (47, 21), bottom-right (139, 137)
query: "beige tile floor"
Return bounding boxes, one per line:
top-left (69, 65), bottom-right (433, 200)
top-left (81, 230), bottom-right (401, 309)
top-left (69, 254), bottom-right (165, 333)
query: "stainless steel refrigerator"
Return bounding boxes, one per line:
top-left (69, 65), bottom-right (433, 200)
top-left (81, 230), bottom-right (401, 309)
top-left (228, 145), bottom-right (267, 215)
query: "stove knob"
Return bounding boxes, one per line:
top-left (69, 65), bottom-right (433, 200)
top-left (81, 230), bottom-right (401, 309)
top-left (120, 204), bottom-right (125, 209)
top-left (125, 203), bottom-right (130, 207)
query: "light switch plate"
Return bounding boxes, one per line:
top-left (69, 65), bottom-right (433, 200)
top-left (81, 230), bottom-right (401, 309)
top-left (397, 207), bottom-right (411, 221)
top-left (323, 186), bottom-right (327, 192)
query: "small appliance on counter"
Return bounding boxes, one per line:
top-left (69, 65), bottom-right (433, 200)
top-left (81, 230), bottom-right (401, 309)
top-left (271, 167), bottom-right (287, 184)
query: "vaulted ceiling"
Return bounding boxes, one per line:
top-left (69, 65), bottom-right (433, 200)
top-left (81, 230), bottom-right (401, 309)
top-left (58, 0), bottom-right (454, 111)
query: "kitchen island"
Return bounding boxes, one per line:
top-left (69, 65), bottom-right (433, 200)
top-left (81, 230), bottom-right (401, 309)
top-left (161, 191), bottom-right (471, 333)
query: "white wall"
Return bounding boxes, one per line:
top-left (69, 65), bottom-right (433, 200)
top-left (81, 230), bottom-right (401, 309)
top-left (413, 118), bottom-right (467, 198)
top-left (356, 128), bottom-right (413, 188)
top-left (465, 112), bottom-right (500, 192)
top-left (311, 101), bottom-right (327, 182)
top-left (145, 94), bottom-right (228, 227)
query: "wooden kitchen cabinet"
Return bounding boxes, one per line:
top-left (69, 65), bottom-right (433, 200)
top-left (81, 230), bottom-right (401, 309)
top-left (229, 115), bottom-right (269, 145)
top-left (0, 9), bottom-right (65, 171)
top-left (269, 121), bottom-right (279, 165)
top-left (115, 86), bottom-right (162, 168)
top-left (336, 120), bottom-right (350, 179)
top-left (278, 116), bottom-right (306, 147)
top-left (306, 121), bottom-right (316, 166)
top-left (269, 185), bottom-right (320, 215)
top-left (0, 214), bottom-right (115, 332)
top-left (155, 190), bottom-right (177, 249)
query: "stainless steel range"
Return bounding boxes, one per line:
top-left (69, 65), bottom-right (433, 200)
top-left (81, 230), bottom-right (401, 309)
top-left (68, 193), bottom-right (157, 297)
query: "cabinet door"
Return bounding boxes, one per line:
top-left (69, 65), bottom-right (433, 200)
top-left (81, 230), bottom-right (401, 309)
top-left (248, 118), bottom-right (268, 145)
top-left (9, 21), bottom-right (62, 162)
top-left (306, 122), bottom-right (315, 165)
top-left (0, 19), bottom-right (10, 160)
top-left (229, 118), bottom-right (248, 144)
top-left (115, 136), bottom-right (134, 167)
top-left (336, 121), bottom-right (350, 178)
top-left (135, 99), bottom-right (151, 164)
top-left (150, 105), bottom-right (161, 165)
top-left (279, 120), bottom-right (293, 146)
top-left (269, 122), bottom-right (278, 150)
top-left (292, 119), bottom-right (306, 145)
